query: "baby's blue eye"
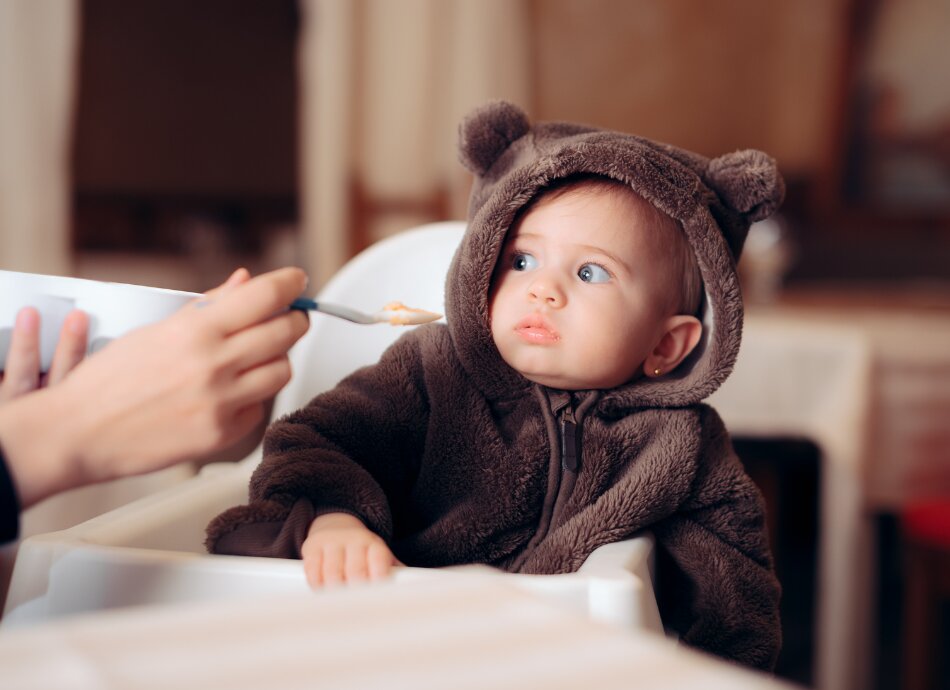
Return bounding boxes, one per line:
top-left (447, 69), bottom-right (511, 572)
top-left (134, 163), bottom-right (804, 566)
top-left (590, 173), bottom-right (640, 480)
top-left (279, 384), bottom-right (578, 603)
top-left (512, 252), bottom-right (538, 271)
top-left (578, 263), bottom-right (610, 283)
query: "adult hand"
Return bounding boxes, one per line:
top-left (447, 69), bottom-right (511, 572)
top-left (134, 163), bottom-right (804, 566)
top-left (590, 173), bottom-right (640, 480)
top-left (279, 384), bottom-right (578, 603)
top-left (0, 267), bottom-right (310, 508)
top-left (0, 307), bottom-right (89, 403)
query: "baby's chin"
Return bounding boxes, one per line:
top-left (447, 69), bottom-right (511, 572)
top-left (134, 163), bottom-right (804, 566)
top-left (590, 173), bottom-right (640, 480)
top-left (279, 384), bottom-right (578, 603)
top-left (518, 368), bottom-right (641, 391)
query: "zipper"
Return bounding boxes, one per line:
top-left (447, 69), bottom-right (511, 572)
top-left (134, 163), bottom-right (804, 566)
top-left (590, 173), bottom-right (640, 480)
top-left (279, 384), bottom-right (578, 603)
top-left (560, 401), bottom-right (579, 472)
top-left (511, 388), bottom-right (600, 572)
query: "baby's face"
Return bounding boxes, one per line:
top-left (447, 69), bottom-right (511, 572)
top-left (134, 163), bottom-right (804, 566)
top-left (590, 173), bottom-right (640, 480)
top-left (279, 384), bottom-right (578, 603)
top-left (489, 186), bottom-right (676, 390)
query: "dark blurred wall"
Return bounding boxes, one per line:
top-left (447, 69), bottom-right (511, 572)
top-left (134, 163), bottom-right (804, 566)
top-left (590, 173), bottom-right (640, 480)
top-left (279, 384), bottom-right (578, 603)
top-left (71, 0), bottom-right (298, 258)
top-left (74, 0), bottom-right (297, 198)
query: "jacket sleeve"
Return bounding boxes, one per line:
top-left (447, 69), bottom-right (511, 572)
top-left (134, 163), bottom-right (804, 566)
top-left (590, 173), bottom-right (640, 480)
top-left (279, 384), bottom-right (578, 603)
top-left (206, 331), bottom-right (432, 557)
top-left (0, 442), bottom-right (20, 544)
top-left (651, 405), bottom-right (782, 672)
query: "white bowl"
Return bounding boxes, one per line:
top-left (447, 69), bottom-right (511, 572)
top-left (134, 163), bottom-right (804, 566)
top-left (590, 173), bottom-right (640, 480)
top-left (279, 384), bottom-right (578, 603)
top-left (0, 270), bottom-right (198, 372)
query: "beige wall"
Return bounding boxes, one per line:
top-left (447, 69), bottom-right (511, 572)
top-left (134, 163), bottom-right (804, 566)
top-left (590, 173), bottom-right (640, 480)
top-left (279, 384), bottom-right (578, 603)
top-left (0, 0), bottom-right (78, 275)
top-left (6, 0), bottom-right (943, 285)
top-left (531, 0), bottom-right (848, 174)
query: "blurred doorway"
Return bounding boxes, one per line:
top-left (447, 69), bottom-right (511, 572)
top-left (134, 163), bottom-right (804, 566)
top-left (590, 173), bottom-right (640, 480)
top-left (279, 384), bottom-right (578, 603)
top-left (71, 0), bottom-right (299, 291)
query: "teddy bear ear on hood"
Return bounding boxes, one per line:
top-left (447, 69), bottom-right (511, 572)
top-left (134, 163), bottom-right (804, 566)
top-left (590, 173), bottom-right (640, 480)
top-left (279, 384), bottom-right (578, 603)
top-left (705, 149), bottom-right (785, 223)
top-left (458, 100), bottom-right (531, 175)
top-left (703, 149), bottom-right (785, 259)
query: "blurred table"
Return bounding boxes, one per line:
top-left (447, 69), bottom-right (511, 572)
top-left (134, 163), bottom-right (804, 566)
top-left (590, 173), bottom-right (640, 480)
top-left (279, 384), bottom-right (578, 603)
top-left (710, 286), bottom-right (950, 690)
top-left (765, 287), bottom-right (950, 506)
top-left (0, 577), bottom-right (793, 690)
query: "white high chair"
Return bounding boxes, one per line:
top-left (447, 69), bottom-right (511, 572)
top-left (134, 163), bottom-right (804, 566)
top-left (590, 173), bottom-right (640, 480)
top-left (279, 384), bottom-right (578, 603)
top-left (3, 222), bottom-right (661, 632)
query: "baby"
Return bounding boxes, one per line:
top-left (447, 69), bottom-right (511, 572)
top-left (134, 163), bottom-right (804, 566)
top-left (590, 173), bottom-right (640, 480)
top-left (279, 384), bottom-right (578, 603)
top-left (208, 101), bottom-right (783, 670)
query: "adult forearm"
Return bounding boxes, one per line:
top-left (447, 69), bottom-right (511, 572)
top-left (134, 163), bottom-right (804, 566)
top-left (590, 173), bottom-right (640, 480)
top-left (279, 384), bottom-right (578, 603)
top-left (0, 386), bottom-right (84, 509)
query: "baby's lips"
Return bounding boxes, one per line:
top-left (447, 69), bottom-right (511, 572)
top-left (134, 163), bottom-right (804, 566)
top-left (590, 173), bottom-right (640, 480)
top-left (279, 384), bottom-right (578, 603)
top-left (514, 313), bottom-right (560, 342)
top-left (516, 313), bottom-right (558, 336)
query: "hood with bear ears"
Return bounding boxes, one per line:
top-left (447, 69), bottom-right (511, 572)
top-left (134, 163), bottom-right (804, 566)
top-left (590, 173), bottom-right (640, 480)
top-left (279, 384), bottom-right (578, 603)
top-left (444, 100), bottom-right (784, 414)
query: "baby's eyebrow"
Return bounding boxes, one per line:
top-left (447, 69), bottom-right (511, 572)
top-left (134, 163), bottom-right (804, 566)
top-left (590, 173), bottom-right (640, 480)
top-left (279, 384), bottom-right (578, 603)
top-left (574, 243), bottom-right (631, 272)
top-left (510, 231), bottom-right (542, 244)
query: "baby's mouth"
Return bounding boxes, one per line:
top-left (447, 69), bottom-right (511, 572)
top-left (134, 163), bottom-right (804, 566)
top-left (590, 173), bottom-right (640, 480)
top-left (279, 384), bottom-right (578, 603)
top-left (515, 314), bottom-right (560, 343)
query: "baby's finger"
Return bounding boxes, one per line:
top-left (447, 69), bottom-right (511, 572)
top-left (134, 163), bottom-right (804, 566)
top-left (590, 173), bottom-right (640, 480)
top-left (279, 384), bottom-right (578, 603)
top-left (0, 308), bottom-right (41, 402)
top-left (46, 310), bottom-right (89, 386)
top-left (303, 549), bottom-right (324, 589)
top-left (321, 544), bottom-right (346, 587)
top-left (344, 546), bottom-right (370, 583)
top-left (366, 544), bottom-right (395, 581)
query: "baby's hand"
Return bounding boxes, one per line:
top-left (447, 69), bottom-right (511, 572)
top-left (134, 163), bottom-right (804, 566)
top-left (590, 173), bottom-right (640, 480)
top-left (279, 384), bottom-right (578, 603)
top-left (301, 512), bottom-right (397, 588)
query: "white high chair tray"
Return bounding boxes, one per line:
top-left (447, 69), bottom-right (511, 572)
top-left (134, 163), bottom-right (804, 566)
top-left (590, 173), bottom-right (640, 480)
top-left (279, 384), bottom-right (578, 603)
top-left (2, 459), bottom-right (660, 632)
top-left (0, 576), bottom-right (790, 690)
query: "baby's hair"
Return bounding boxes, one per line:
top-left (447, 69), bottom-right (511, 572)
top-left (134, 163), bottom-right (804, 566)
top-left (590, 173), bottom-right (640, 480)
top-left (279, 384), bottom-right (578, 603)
top-left (521, 174), bottom-right (703, 316)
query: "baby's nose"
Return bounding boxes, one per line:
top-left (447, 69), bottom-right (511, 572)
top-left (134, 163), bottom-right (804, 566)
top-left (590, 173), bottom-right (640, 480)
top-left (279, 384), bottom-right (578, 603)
top-left (528, 276), bottom-right (566, 307)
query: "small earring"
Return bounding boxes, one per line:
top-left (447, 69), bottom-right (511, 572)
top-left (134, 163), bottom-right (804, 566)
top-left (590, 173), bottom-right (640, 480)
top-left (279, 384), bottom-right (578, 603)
top-left (653, 367), bottom-right (662, 377)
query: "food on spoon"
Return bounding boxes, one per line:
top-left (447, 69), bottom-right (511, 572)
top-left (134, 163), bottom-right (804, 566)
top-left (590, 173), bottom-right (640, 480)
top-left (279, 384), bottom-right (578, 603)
top-left (380, 301), bottom-right (442, 325)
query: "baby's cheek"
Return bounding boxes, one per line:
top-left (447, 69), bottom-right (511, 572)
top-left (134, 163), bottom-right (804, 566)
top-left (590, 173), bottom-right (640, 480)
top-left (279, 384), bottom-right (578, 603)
top-left (486, 292), bottom-right (504, 330)
top-left (488, 315), bottom-right (504, 349)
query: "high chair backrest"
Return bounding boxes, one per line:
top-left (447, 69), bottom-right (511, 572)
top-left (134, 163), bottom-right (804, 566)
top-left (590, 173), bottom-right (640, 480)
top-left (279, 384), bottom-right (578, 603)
top-left (273, 221), bottom-right (466, 420)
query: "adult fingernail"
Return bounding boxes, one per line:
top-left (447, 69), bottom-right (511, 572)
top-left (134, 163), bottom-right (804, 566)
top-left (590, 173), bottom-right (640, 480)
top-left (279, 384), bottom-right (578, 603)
top-left (15, 307), bottom-right (39, 332)
top-left (227, 268), bottom-right (249, 286)
top-left (66, 310), bottom-right (88, 335)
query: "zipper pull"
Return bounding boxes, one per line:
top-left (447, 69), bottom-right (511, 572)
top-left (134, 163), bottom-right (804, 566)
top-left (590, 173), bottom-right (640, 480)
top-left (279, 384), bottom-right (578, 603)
top-left (560, 404), bottom-right (579, 472)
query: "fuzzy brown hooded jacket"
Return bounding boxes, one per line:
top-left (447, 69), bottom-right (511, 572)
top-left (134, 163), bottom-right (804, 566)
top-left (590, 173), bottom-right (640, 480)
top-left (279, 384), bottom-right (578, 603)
top-left (207, 101), bottom-right (784, 671)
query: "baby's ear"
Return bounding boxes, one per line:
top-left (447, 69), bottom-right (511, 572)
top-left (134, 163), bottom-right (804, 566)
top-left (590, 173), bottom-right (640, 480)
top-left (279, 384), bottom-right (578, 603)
top-left (458, 100), bottom-right (531, 176)
top-left (705, 149), bottom-right (785, 223)
top-left (643, 315), bottom-right (703, 379)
